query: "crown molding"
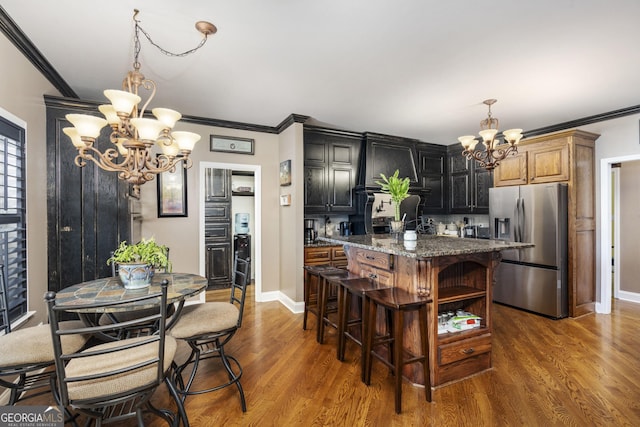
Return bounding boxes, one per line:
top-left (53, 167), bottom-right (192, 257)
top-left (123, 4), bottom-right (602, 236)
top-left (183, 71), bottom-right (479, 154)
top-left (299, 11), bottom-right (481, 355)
top-left (0, 6), bottom-right (76, 97)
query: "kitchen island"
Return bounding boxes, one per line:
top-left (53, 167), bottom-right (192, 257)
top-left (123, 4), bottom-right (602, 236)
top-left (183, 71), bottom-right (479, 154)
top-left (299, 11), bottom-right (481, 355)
top-left (318, 234), bottom-right (532, 388)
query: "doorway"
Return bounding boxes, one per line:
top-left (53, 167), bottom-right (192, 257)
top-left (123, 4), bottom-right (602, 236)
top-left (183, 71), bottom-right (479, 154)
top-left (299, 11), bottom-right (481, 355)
top-left (599, 154), bottom-right (640, 314)
top-left (199, 162), bottom-right (262, 299)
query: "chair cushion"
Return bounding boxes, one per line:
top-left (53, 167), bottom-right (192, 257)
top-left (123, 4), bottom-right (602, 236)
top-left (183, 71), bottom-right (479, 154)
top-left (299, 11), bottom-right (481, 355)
top-left (169, 302), bottom-right (239, 339)
top-left (0, 321), bottom-right (88, 367)
top-left (65, 335), bottom-right (177, 401)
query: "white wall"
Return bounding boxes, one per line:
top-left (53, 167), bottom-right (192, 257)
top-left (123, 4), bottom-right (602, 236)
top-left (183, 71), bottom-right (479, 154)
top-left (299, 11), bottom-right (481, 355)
top-left (0, 35), bottom-right (62, 325)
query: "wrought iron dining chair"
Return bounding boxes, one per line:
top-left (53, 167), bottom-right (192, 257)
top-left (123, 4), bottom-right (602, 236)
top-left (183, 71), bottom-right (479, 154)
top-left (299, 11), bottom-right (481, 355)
top-left (169, 253), bottom-right (250, 411)
top-left (45, 280), bottom-right (188, 426)
top-left (0, 264), bottom-right (88, 405)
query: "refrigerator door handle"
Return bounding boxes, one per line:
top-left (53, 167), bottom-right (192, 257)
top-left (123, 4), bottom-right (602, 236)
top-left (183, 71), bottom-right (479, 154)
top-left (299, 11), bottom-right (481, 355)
top-left (519, 197), bottom-right (525, 243)
top-left (514, 198), bottom-right (521, 242)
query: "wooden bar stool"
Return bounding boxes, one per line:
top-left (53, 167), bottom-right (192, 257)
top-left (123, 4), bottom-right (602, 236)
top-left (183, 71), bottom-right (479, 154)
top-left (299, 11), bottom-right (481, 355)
top-left (335, 277), bottom-right (393, 381)
top-left (363, 287), bottom-right (432, 414)
top-left (303, 265), bottom-right (342, 339)
top-left (317, 269), bottom-right (358, 344)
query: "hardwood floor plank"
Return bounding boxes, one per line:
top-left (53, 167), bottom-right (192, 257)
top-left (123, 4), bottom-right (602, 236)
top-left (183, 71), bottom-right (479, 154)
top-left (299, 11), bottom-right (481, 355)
top-left (8, 288), bottom-right (640, 426)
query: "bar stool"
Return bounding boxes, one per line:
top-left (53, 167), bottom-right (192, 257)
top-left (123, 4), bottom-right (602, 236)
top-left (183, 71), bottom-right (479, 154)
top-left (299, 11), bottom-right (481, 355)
top-left (317, 269), bottom-right (359, 344)
top-left (335, 277), bottom-right (393, 381)
top-left (303, 265), bottom-right (342, 341)
top-left (363, 287), bottom-right (432, 414)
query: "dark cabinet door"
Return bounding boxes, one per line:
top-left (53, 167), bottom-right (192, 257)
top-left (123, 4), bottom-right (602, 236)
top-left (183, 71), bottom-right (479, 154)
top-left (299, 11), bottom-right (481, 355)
top-left (206, 243), bottom-right (232, 287)
top-left (447, 146), bottom-right (492, 214)
top-left (473, 168), bottom-right (492, 212)
top-left (328, 142), bottom-right (358, 212)
top-left (204, 168), bottom-right (232, 288)
top-left (304, 128), bottom-right (361, 214)
top-left (46, 96), bottom-right (130, 293)
top-left (418, 146), bottom-right (447, 214)
top-left (204, 168), bottom-right (231, 202)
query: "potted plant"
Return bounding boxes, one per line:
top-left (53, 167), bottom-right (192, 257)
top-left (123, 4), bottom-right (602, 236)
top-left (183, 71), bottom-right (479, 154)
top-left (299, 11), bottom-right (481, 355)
top-left (376, 169), bottom-right (411, 233)
top-left (107, 238), bottom-right (171, 289)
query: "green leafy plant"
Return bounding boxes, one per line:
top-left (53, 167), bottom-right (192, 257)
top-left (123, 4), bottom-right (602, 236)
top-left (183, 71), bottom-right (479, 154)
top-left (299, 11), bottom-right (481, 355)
top-left (107, 237), bottom-right (171, 271)
top-left (376, 169), bottom-right (411, 221)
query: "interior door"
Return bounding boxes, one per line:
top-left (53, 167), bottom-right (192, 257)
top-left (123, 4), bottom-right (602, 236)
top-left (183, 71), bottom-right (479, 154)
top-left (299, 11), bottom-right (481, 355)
top-left (46, 97), bottom-right (131, 293)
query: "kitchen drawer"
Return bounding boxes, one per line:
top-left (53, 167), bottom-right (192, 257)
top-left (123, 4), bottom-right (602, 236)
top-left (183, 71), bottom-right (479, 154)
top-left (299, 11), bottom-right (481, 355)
top-left (359, 266), bottom-right (394, 287)
top-left (304, 247), bottom-right (331, 264)
top-left (438, 334), bottom-right (491, 366)
top-left (331, 246), bottom-right (346, 261)
top-left (355, 249), bottom-right (393, 270)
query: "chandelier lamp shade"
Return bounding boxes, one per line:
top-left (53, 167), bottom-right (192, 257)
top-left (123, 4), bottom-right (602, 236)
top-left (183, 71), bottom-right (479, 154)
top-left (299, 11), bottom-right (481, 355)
top-left (458, 99), bottom-right (523, 171)
top-left (62, 9), bottom-right (216, 197)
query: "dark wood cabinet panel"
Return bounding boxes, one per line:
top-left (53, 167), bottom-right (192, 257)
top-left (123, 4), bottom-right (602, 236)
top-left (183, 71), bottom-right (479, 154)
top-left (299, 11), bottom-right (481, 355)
top-left (447, 146), bottom-right (492, 214)
top-left (304, 164), bottom-right (327, 210)
top-left (204, 168), bottom-right (231, 202)
top-left (304, 127), bottom-right (361, 214)
top-left (204, 168), bottom-right (233, 287)
top-left (417, 145), bottom-right (447, 214)
top-left (46, 96), bottom-right (130, 293)
top-left (206, 243), bottom-right (232, 287)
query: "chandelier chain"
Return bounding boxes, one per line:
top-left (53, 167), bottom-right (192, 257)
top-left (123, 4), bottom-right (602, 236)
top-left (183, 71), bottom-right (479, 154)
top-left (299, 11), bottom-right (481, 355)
top-left (134, 17), bottom-right (208, 60)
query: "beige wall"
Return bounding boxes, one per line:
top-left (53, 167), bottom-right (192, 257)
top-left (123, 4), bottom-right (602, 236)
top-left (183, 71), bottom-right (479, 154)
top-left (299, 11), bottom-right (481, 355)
top-left (0, 35), bottom-right (62, 325)
top-left (137, 122), bottom-right (305, 301)
top-left (618, 160), bottom-right (640, 293)
top-left (278, 123), bottom-right (305, 302)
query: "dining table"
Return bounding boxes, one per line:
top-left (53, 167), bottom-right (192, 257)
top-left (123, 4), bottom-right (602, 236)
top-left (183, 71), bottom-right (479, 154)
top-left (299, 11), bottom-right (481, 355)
top-left (54, 272), bottom-right (208, 340)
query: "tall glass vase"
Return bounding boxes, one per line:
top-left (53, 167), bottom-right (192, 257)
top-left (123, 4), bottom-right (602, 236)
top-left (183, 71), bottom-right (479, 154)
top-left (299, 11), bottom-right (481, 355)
top-left (390, 220), bottom-right (404, 236)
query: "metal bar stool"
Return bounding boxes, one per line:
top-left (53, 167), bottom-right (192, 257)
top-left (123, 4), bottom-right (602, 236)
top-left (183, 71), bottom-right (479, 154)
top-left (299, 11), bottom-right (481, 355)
top-left (363, 287), bottom-right (433, 414)
top-left (317, 269), bottom-right (359, 344)
top-left (302, 265), bottom-right (343, 342)
top-left (335, 277), bottom-right (393, 381)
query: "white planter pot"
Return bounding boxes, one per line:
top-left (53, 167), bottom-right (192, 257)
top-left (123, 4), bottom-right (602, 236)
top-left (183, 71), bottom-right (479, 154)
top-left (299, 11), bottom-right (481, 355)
top-left (118, 262), bottom-right (153, 289)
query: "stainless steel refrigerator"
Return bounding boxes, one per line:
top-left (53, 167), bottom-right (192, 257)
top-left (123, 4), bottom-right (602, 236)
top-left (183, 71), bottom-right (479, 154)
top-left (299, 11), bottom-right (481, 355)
top-left (489, 183), bottom-right (568, 318)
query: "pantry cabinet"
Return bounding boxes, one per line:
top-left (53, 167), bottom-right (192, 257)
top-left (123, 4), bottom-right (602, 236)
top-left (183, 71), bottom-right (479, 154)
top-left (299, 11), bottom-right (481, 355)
top-left (494, 129), bottom-right (599, 317)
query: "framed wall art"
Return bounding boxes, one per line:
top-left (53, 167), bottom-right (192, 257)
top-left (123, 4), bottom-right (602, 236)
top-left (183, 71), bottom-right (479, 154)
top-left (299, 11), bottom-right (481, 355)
top-left (210, 134), bottom-right (255, 155)
top-left (157, 160), bottom-right (188, 217)
top-left (280, 159), bottom-right (291, 186)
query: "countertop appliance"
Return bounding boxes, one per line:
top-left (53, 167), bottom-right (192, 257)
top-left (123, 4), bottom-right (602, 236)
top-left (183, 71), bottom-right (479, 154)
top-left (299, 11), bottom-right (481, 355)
top-left (304, 218), bottom-right (317, 244)
top-left (489, 183), bottom-right (568, 318)
top-left (339, 221), bottom-right (353, 236)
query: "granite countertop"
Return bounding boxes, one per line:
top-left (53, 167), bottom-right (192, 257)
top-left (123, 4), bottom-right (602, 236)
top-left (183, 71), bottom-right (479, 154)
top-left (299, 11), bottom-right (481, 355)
top-left (304, 240), bottom-right (340, 248)
top-left (317, 234), bottom-right (533, 258)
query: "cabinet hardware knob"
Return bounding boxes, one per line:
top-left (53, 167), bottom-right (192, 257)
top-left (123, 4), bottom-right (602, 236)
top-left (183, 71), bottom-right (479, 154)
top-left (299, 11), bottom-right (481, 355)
top-left (365, 255), bottom-right (375, 260)
top-left (462, 348), bottom-right (475, 355)
top-left (369, 273), bottom-right (377, 279)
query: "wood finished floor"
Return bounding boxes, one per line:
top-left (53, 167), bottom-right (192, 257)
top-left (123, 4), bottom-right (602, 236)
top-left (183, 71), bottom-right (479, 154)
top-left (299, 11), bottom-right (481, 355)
top-left (15, 287), bottom-right (640, 426)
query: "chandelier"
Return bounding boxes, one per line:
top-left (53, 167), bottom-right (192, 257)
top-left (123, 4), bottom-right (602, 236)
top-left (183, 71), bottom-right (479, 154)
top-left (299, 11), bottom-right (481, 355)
top-left (458, 99), bottom-right (523, 171)
top-left (62, 9), bottom-right (217, 197)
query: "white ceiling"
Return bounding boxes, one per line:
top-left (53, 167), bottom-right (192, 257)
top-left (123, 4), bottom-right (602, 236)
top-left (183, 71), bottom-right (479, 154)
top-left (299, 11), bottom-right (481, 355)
top-left (4, 0), bottom-right (640, 144)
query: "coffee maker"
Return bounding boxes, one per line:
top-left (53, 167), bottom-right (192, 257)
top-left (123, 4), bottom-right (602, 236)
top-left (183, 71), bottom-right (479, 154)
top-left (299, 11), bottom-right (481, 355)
top-left (304, 218), bottom-right (317, 244)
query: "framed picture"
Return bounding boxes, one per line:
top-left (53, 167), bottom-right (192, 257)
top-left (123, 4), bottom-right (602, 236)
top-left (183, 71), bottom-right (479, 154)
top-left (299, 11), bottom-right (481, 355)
top-left (157, 160), bottom-right (188, 217)
top-left (210, 134), bottom-right (255, 155)
top-left (280, 159), bottom-right (292, 186)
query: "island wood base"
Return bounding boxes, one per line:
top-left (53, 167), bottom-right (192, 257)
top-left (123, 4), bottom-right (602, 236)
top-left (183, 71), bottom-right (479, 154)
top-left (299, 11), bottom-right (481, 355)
top-left (344, 245), bottom-right (501, 388)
